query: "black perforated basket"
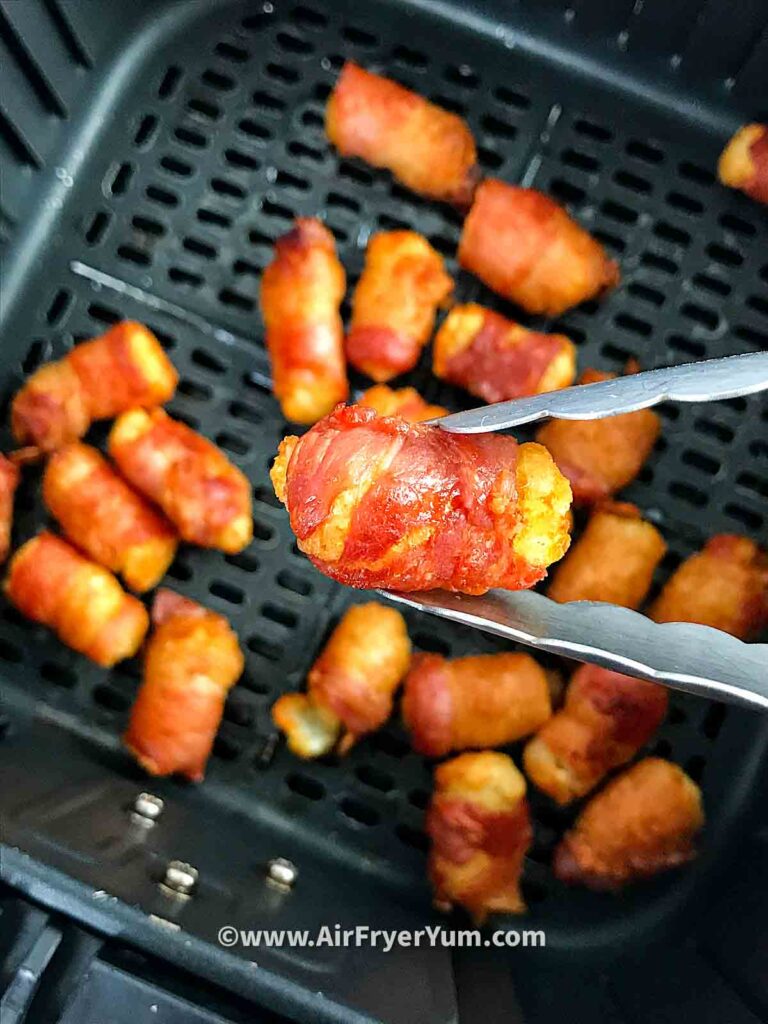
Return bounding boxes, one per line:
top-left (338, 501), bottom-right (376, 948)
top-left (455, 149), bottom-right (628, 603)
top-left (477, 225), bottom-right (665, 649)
top-left (0, 2), bottom-right (767, 1023)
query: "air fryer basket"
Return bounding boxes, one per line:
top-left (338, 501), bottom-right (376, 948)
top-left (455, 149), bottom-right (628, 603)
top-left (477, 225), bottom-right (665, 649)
top-left (0, 1), bottom-right (766, 1022)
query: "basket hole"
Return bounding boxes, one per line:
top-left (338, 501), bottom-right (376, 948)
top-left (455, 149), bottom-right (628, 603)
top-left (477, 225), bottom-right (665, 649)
top-left (694, 417), bottom-right (733, 443)
top-left (266, 62), bottom-right (299, 84)
top-left (549, 179), bottom-right (585, 205)
top-left (356, 765), bottom-right (394, 793)
top-left (614, 312), bottom-right (652, 337)
top-left (197, 207), bottom-right (231, 228)
top-left (261, 603), bottom-right (297, 629)
top-left (118, 245), bottom-right (151, 267)
top-left (219, 287), bottom-right (254, 311)
top-left (291, 6), bottom-right (327, 29)
top-left (46, 289), bottom-right (71, 326)
top-left (626, 139), bottom-right (663, 163)
top-left (669, 480), bottom-right (707, 507)
top-left (668, 334), bottom-right (705, 358)
top-left (734, 325), bottom-right (767, 348)
top-left (737, 472), bottom-right (768, 499)
top-left (158, 66), bottom-right (182, 99)
top-left (224, 551), bottom-right (260, 574)
top-left (85, 210), bottom-right (111, 244)
top-left (182, 236), bottom-right (216, 261)
top-left (412, 631), bottom-right (451, 656)
top-left (724, 503), bottom-right (762, 530)
top-left (215, 41), bottom-right (249, 63)
top-left (627, 282), bottom-right (664, 306)
top-left (593, 229), bottom-right (625, 253)
top-left (395, 824), bottom-right (428, 851)
top-left (614, 169), bottom-right (651, 193)
top-left (174, 126), bottom-right (207, 150)
top-left (168, 267), bottom-right (203, 288)
top-left (666, 191), bottom-right (703, 215)
top-left (654, 221), bottom-right (690, 246)
top-left (338, 160), bottom-right (373, 186)
top-left (93, 685), bottom-right (130, 712)
top-left (601, 199), bottom-right (637, 224)
top-left (276, 569), bottom-right (312, 597)
top-left (482, 115), bottom-right (516, 141)
top-left (0, 639), bottom-right (22, 663)
top-left (224, 148), bottom-right (260, 171)
top-left (747, 295), bottom-right (768, 318)
top-left (678, 160), bottom-right (713, 186)
top-left (391, 45), bottom-right (428, 69)
top-left (562, 148), bottom-right (599, 173)
top-left (242, 11), bottom-right (272, 31)
top-left (202, 68), bottom-right (236, 92)
top-left (276, 30), bottom-right (313, 54)
top-left (238, 117), bottom-right (271, 142)
top-left (276, 169), bottom-right (309, 192)
top-left (444, 63), bottom-right (479, 88)
top-left (177, 376), bottom-right (211, 400)
top-left (209, 580), bottom-right (245, 606)
top-left (685, 755), bottom-right (705, 783)
top-left (706, 242), bottom-right (742, 267)
top-left (372, 732), bottom-right (410, 759)
top-left (134, 114), bottom-right (159, 148)
top-left (477, 146), bottom-right (504, 171)
top-left (692, 272), bottom-right (730, 297)
top-left (342, 24), bottom-right (378, 46)
top-left (106, 162), bottom-right (133, 196)
top-left (224, 696), bottom-right (254, 727)
top-left (287, 772), bottom-right (325, 800)
top-left (166, 558), bottom-right (193, 582)
top-left (701, 702), bottom-right (727, 740)
top-left (494, 85), bottom-right (530, 109)
top-left (574, 118), bottom-right (611, 141)
top-left (20, 339), bottom-right (48, 376)
top-left (640, 251), bottom-right (677, 275)
top-left (287, 139), bottom-right (324, 164)
top-left (681, 302), bottom-right (718, 331)
top-left (160, 154), bottom-right (193, 178)
top-left (132, 215), bottom-right (165, 237)
top-left (146, 184), bottom-right (179, 208)
top-left (340, 798), bottom-right (379, 826)
top-left (719, 212), bottom-right (755, 237)
top-left (247, 636), bottom-right (284, 661)
top-left (261, 198), bottom-right (292, 219)
top-left (213, 735), bottom-right (241, 760)
top-left (682, 449), bottom-right (719, 475)
top-left (191, 347), bottom-right (225, 374)
top-left (408, 788), bottom-right (430, 809)
top-left (188, 97), bottom-right (221, 123)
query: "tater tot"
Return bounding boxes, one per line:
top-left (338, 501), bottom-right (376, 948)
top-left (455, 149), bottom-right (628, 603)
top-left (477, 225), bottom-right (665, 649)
top-left (358, 385), bottom-right (447, 423)
top-left (272, 602), bottom-right (411, 757)
top-left (43, 443), bottom-right (178, 592)
top-left (346, 231), bottom-right (453, 381)
top-left (124, 590), bottom-right (244, 781)
top-left (548, 502), bottom-right (666, 609)
top-left (0, 454), bottom-right (20, 564)
top-left (427, 751), bottom-right (532, 921)
top-left (537, 369), bottom-right (661, 504)
top-left (402, 652), bottom-right (552, 757)
top-left (523, 664), bottom-right (668, 805)
top-left (458, 181), bottom-right (619, 315)
top-left (260, 218), bottom-right (348, 424)
top-left (270, 404), bottom-right (572, 594)
top-left (433, 303), bottom-right (576, 403)
top-left (11, 322), bottom-right (178, 453)
top-left (717, 123), bottom-right (768, 205)
top-left (109, 408), bottom-right (252, 553)
top-left (4, 532), bottom-right (148, 666)
top-left (553, 758), bottom-right (704, 890)
top-left (650, 534), bottom-right (768, 639)
top-left (326, 61), bottom-right (480, 207)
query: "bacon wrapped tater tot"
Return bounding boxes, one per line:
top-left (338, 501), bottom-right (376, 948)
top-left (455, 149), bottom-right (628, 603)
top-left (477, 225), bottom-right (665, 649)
top-left (523, 664), bottom-right (668, 805)
top-left (548, 502), bottom-right (666, 608)
top-left (124, 590), bottom-right (244, 781)
top-left (358, 384), bottom-right (447, 423)
top-left (4, 532), bottom-right (148, 666)
top-left (537, 369), bottom-right (661, 504)
top-left (43, 443), bottom-right (177, 593)
top-left (346, 231), bottom-right (453, 381)
top-left (553, 758), bottom-right (704, 890)
top-left (717, 123), bottom-right (768, 205)
top-left (650, 534), bottom-right (768, 640)
top-left (433, 304), bottom-right (576, 403)
top-left (458, 181), bottom-right (619, 315)
top-left (325, 61), bottom-right (480, 207)
top-left (260, 218), bottom-right (348, 424)
top-left (403, 652), bottom-right (552, 757)
top-left (272, 602), bottom-right (410, 757)
top-left (11, 322), bottom-right (178, 453)
top-left (270, 404), bottom-right (572, 594)
top-left (427, 751), bottom-right (532, 921)
top-left (0, 454), bottom-right (20, 564)
top-left (108, 408), bottom-right (252, 553)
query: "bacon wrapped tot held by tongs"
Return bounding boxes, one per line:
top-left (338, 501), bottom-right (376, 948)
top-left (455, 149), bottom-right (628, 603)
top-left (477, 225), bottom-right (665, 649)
top-left (124, 590), bottom-right (244, 781)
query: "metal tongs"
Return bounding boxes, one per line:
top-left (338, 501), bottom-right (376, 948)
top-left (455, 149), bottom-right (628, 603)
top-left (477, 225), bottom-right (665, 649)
top-left (384, 352), bottom-right (768, 711)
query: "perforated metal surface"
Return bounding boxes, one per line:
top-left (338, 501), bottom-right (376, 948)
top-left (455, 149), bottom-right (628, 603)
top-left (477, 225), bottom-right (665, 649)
top-left (0, 0), bottom-right (767, 958)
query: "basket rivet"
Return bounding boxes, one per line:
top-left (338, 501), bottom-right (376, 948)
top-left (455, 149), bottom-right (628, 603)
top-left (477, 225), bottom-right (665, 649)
top-left (160, 860), bottom-right (198, 898)
top-left (131, 792), bottom-right (164, 826)
top-left (266, 857), bottom-right (298, 891)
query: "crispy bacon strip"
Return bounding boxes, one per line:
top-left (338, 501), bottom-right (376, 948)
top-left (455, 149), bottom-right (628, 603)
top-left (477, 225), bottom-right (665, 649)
top-left (124, 590), bottom-right (244, 781)
top-left (272, 602), bottom-right (410, 757)
top-left (537, 369), bottom-right (660, 504)
top-left (11, 322), bottom-right (178, 453)
top-left (260, 218), bottom-right (348, 424)
top-left (718, 124), bottom-right (768, 205)
top-left (270, 404), bottom-right (572, 594)
top-left (0, 454), bottom-right (20, 564)
top-left (43, 443), bottom-right (177, 592)
top-left (650, 534), bottom-right (768, 639)
top-left (433, 303), bottom-right (576, 403)
top-left (548, 502), bottom-right (666, 608)
top-left (4, 532), bottom-right (148, 666)
top-left (523, 664), bottom-right (668, 805)
top-left (326, 61), bottom-right (480, 207)
top-left (403, 652), bottom-right (552, 757)
top-left (553, 758), bottom-right (704, 889)
top-left (108, 408), bottom-right (252, 553)
top-left (458, 181), bottom-right (619, 315)
top-left (347, 231), bottom-right (453, 381)
top-left (427, 751), bottom-right (532, 921)
top-left (358, 385), bottom-right (447, 423)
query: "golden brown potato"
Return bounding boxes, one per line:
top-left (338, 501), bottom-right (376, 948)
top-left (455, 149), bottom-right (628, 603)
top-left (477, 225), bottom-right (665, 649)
top-left (402, 651), bottom-right (552, 756)
top-left (427, 751), bottom-right (532, 921)
top-left (260, 218), bottom-right (348, 424)
top-left (11, 322), bottom-right (178, 453)
top-left (0, 454), bottom-right (20, 565)
top-left (548, 502), bottom-right (666, 608)
top-left (4, 532), bottom-right (148, 666)
top-left (124, 590), bottom-right (244, 781)
top-left (523, 664), bottom-right (668, 805)
top-left (109, 408), bottom-right (252, 553)
top-left (358, 385), bottom-right (447, 422)
top-left (458, 181), bottom-right (619, 315)
top-left (326, 61), bottom-right (480, 207)
top-left (718, 123), bottom-right (768, 205)
top-left (537, 369), bottom-right (661, 504)
top-left (650, 534), bottom-right (768, 639)
top-left (433, 304), bottom-right (576, 403)
top-left (271, 405), bottom-right (572, 594)
top-left (272, 602), bottom-right (411, 757)
top-left (43, 443), bottom-right (177, 592)
top-left (553, 758), bottom-right (704, 889)
top-left (347, 231), bottom-right (452, 381)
